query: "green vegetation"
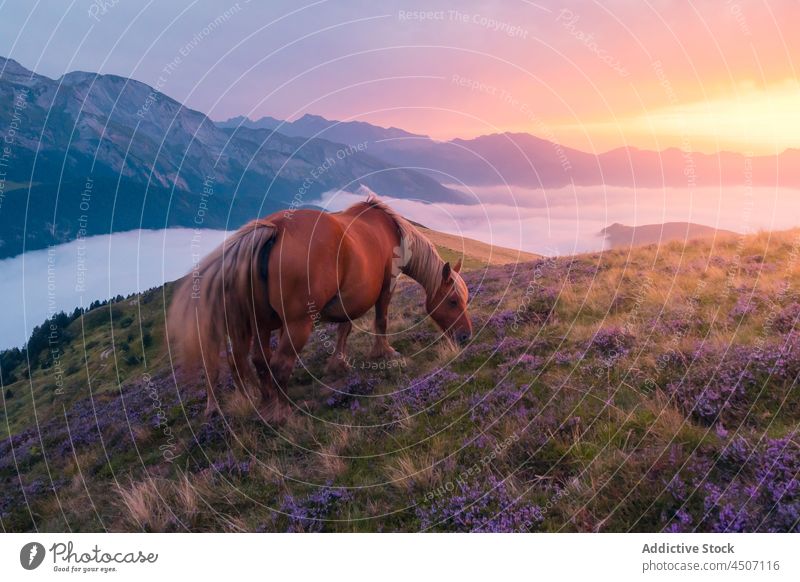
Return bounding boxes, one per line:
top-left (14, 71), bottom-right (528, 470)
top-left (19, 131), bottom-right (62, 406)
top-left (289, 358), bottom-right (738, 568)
top-left (1, 231), bottom-right (798, 532)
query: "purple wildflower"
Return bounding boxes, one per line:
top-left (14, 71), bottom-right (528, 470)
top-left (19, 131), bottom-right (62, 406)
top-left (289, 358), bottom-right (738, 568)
top-left (325, 374), bottom-right (377, 409)
top-left (390, 370), bottom-right (460, 416)
top-left (416, 474), bottom-right (543, 532)
top-left (281, 483), bottom-right (351, 532)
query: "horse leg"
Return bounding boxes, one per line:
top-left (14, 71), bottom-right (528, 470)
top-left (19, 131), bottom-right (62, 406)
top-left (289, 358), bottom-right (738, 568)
top-left (252, 328), bottom-right (274, 405)
top-left (266, 319), bottom-right (312, 421)
top-left (325, 321), bottom-right (352, 376)
top-left (227, 331), bottom-right (254, 396)
top-left (203, 357), bottom-right (221, 419)
top-left (369, 282), bottom-right (401, 360)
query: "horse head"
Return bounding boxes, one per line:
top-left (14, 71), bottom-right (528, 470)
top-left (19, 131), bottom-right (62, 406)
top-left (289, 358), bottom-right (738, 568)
top-left (425, 259), bottom-right (472, 345)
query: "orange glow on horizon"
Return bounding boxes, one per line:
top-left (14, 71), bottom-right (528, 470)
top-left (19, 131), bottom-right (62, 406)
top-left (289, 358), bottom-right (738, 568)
top-left (546, 80), bottom-right (800, 155)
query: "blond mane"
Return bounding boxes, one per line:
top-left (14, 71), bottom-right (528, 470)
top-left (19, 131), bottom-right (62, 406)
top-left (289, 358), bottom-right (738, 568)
top-left (352, 194), bottom-right (468, 301)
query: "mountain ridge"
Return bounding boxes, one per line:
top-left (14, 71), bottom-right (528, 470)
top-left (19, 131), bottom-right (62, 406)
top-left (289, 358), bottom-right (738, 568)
top-left (220, 112), bottom-right (800, 189)
top-left (216, 112), bottom-right (429, 144)
top-left (0, 56), bottom-right (465, 259)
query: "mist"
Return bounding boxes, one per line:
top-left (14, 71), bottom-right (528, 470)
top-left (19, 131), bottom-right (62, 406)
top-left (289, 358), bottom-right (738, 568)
top-left (314, 184), bottom-right (800, 256)
top-left (4, 182), bottom-right (799, 350)
top-left (0, 228), bottom-right (229, 350)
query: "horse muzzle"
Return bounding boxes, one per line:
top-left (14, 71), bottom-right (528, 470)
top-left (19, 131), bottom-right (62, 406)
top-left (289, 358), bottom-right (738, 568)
top-left (455, 329), bottom-right (472, 346)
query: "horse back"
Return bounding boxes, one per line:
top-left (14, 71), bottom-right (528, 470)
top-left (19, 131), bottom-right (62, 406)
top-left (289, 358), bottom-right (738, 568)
top-left (265, 207), bottom-right (400, 322)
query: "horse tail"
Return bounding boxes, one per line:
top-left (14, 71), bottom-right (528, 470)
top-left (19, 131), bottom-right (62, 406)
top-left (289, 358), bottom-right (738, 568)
top-left (168, 220), bottom-right (278, 376)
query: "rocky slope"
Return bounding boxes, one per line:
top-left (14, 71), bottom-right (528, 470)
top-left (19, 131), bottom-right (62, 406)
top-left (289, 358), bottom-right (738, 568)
top-left (0, 57), bottom-right (463, 258)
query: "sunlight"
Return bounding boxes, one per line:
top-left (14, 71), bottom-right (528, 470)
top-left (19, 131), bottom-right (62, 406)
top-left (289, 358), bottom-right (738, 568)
top-left (571, 80), bottom-right (800, 154)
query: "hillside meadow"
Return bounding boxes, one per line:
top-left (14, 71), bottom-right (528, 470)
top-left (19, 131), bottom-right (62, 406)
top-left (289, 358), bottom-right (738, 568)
top-left (1, 229), bottom-right (798, 532)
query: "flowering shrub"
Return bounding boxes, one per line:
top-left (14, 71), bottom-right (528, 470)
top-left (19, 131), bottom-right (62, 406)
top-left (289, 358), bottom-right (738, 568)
top-left (325, 373), bottom-right (377, 409)
top-left (661, 437), bottom-right (799, 532)
top-left (389, 370), bottom-right (460, 416)
top-left (705, 437), bottom-right (799, 532)
top-left (405, 328), bottom-right (437, 344)
top-left (210, 454), bottom-right (251, 478)
top-left (484, 288), bottom-right (557, 333)
top-left (665, 336), bottom-right (800, 426)
top-left (468, 382), bottom-right (530, 426)
top-left (2, 237), bottom-right (799, 533)
top-left (728, 295), bottom-right (757, 322)
top-left (774, 303), bottom-right (800, 334)
top-left (0, 373), bottom-right (199, 527)
top-left (554, 349), bottom-right (581, 366)
top-left (496, 337), bottom-right (535, 355)
top-left (416, 474), bottom-right (543, 532)
top-left (281, 483), bottom-right (351, 532)
top-left (496, 353), bottom-right (544, 380)
top-left (588, 326), bottom-right (634, 364)
top-left (486, 310), bottom-right (517, 332)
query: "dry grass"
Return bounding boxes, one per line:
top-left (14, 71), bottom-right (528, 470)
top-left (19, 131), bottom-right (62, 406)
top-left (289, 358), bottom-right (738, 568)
top-left (419, 225), bottom-right (540, 267)
top-left (115, 477), bottom-right (173, 532)
top-left (432, 339), bottom-right (460, 367)
top-left (643, 389), bottom-right (693, 442)
top-left (174, 472), bottom-right (200, 522)
top-left (383, 451), bottom-right (440, 491)
top-left (312, 426), bottom-right (353, 479)
top-left (7, 228), bottom-right (800, 533)
top-left (222, 386), bottom-right (261, 419)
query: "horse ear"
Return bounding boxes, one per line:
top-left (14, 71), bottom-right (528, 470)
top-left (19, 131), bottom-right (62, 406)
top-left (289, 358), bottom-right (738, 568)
top-left (453, 259), bottom-right (462, 273)
top-left (442, 262), bottom-right (452, 281)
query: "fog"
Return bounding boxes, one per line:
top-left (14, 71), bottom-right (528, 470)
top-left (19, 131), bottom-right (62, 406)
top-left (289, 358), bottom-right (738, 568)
top-left (4, 183), bottom-right (800, 350)
top-left (0, 229), bottom-right (229, 350)
top-left (314, 184), bottom-right (800, 256)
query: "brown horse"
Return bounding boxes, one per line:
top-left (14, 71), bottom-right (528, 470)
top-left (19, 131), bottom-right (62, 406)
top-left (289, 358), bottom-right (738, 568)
top-left (168, 196), bottom-right (472, 420)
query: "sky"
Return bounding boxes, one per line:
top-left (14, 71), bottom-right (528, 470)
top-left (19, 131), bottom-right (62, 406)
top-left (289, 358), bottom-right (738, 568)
top-left (0, 0), bottom-right (798, 154)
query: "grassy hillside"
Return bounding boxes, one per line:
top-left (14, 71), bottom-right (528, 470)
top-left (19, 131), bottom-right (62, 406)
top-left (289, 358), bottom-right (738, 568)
top-left (417, 225), bottom-right (539, 268)
top-left (1, 230), bottom-right (798, 532)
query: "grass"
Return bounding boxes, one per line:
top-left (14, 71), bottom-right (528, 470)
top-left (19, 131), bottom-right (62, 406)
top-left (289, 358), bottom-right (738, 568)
top-left (1, 229), bottom-right (799, 532)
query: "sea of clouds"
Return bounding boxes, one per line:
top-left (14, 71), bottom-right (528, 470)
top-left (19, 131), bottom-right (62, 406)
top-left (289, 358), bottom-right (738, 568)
top-left (0, 228), bottom-right (229, 350)
top-left (4, 183), bottom-right (799, 350)
top-left (314, 184), bottom-right (800, 256)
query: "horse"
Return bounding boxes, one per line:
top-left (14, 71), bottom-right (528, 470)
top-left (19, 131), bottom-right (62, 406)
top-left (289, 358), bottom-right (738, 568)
top-left (168, 196), bottom-right (473, 420)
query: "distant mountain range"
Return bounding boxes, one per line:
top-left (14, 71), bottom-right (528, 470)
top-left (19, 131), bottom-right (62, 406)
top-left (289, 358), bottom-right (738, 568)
top-left (2, 54), bottom-right (797, 259)
top-left (216, 113), bottom-right (427, 146)
top-left (601, 222), bottom-right (740, 249)
top-left (219, 115), bottom-right (800, 190)
top-left (0, 57), bottom-right (461, 258)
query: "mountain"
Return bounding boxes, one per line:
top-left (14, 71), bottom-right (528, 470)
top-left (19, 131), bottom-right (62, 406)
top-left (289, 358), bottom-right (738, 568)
top-left (216, 114), bottom-right (283, 130)
top-left (357, 132), bottom-right (800, 189)
top-left (0, 57), bottom-right (465, 258)
top-left (601, 222), bottom-right (740, 249)
top-left (221, 114), bottom-right (800, 190)
top-left (2, 226), bottom-right (798, 532)
top-left (216, 112), bottom-right (427, 145)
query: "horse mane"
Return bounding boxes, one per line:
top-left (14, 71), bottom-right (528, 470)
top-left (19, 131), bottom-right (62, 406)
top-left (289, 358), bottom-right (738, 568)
top-left (168, 219), bottom-right (277, 376)
top-left (348, 193), bottom-right (467, 301)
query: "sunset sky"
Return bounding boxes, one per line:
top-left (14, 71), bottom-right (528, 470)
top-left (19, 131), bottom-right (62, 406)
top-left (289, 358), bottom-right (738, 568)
top-left (1, 0), bottom-right (798, 154)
